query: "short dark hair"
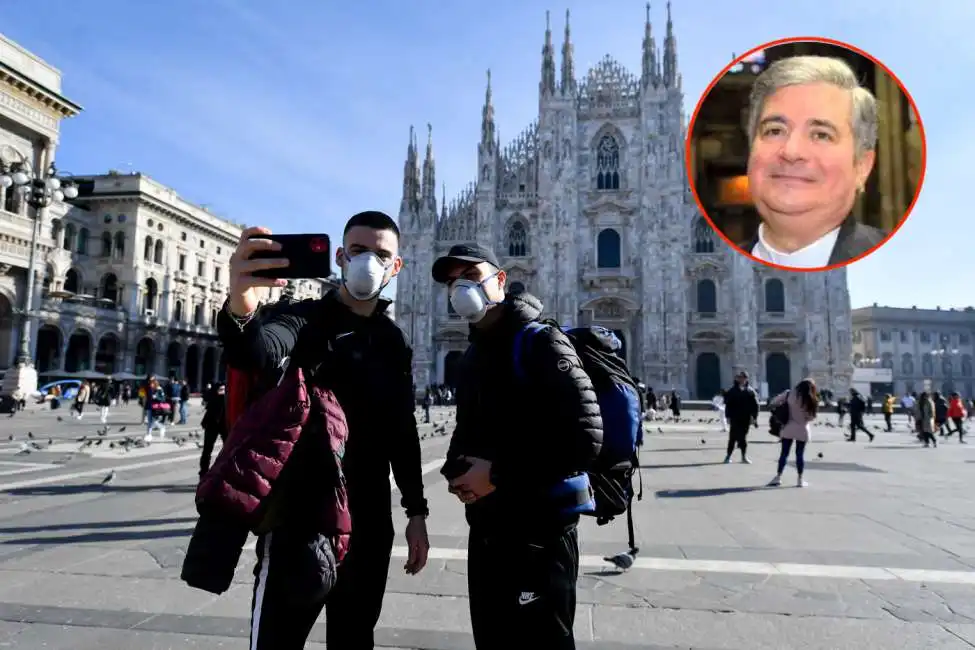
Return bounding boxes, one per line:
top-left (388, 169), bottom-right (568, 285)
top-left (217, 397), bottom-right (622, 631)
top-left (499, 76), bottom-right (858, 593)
top-left (343, 210), bottom-right (400, 240)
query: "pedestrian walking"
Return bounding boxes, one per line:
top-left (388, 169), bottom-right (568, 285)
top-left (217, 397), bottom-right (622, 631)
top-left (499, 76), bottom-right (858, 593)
top-left (198, 383), bottom-right (228, 478)
top-left (94, 381), bottom-right (112, 423)
top-left (213, 211), bottom-right (430, 649)
top-left (845, 389), bottom-right (874, 442)
top-left (723, 371), bottom-right (759, 464)
top-left (918, 392), bottom-right (937, 447)
top-left (767, 378), bottom-right (819, 488)
top-left (73, 381), bottom-right (90, 419)
top-left (882, 393), bottom-right (895, 432)
top-left (431, 243), bottom-right (604, 650)
top-left (712, 391), bottom-right (728, 432)
top-left (946, 392), bottom-right (967, 442)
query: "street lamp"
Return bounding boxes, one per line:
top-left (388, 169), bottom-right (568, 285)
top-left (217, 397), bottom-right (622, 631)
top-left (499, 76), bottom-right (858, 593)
top-left (0, 146), bottom-right (78, 393)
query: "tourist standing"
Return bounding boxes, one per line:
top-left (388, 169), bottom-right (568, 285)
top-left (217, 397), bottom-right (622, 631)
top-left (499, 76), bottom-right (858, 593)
top-left (767, 379), bottom-right (819, 488)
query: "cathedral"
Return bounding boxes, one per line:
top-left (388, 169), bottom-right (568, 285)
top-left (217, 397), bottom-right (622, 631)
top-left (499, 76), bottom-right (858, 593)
top-left (394, 4), bottom-right (854, 400)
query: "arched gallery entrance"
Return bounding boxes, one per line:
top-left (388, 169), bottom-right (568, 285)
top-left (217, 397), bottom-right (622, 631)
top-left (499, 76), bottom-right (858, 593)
top-left (65, 330), bottom-right (92, 372)
top-left (35, 325), bottom-right (62, 373)
top-left (134, 338), bottom-right (156, 376)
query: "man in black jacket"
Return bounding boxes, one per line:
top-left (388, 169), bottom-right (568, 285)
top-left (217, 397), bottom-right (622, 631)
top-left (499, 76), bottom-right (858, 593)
top-left (723, 371), bottom-right (759, 464)
top-left (217, 211), bottom-right (430, 650)
top-left (432, 243), bottom-right (603, 650)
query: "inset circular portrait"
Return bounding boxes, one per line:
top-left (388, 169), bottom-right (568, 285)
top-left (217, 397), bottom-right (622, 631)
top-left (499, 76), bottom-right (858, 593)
top-left (686, 37), bottom-right (926, 271)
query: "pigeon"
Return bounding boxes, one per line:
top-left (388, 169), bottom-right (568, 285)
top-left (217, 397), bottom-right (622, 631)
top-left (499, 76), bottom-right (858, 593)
top-left (118, 426), bottom-right (126, 433)
top-left (47, 438), bottom-right (53, 446)
top-left (701, 439), bottom-right (706, 444)
top-left (604, 547), bottom-right (640, 571)
top-left (6, 434), bottom-right (11, 441)
top-left (57, 416), bottom-right (63, 422)
top-left (101, 470), bottom-right (116, 485)
top-left (817, 452), bottom-right (824, 458)
top-left (27, 432), bottom-right (33, 439)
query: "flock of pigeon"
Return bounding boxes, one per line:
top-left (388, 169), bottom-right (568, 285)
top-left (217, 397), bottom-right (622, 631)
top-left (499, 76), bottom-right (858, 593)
top-left (9, 424), bottom-right (209, 455)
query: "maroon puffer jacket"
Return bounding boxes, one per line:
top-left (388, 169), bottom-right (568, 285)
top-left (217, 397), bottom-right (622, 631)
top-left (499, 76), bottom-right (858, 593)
top-left (196, 368), bottom-right (352, 561)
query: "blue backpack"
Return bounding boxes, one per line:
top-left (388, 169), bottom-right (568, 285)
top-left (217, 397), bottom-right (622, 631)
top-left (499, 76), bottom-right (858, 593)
top-left (513, 321), bottom-right (644, 543)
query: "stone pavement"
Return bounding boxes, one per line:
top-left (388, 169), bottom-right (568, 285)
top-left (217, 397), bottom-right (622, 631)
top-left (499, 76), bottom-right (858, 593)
top-left (0, 406), bottom-right (974, 649)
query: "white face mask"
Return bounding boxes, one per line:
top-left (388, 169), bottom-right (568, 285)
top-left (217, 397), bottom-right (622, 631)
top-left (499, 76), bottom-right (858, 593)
top-left (449, 274), bottom-right (501, 323)
top-left (342, 252), bottom-right (391, 301)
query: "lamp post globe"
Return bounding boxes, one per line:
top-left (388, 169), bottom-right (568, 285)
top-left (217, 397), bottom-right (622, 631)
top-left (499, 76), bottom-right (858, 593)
top-left (0, 150), bottom-right (80, 402)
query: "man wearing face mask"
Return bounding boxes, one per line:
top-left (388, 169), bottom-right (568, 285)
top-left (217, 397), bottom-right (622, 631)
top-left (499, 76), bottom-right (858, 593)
top-left (217, 210), bottom-right (430, 650)
top-left (431, 243), bottom-right (603, 650)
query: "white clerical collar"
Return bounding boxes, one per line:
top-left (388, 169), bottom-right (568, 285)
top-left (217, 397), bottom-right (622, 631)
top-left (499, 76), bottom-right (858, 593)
top-left (751, 224), bottom-right (840, 268)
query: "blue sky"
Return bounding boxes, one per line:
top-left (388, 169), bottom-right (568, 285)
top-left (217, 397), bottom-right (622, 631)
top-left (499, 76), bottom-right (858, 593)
top-left (3, 0), bottom-right (969, 310)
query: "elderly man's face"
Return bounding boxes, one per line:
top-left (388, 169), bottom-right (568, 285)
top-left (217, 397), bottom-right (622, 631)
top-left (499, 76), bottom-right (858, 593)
top-left (747, 82), bottom-right (875, 231)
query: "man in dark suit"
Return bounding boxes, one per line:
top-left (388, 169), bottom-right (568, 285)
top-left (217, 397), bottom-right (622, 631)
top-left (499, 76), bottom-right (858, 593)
top-left (740, 54), bottom-right (890, 269)
top-left (741, 216), bottom-right (887, 268)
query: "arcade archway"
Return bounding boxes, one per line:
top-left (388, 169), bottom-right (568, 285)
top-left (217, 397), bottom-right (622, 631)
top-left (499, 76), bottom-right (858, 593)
top-left (94, 334), bottom-right (120, 375)
top-left (134, 338), bottom-right (156, 377)
top-left (65, 330), bottom-right (92, 372)
top-left (35, 324), bottom-right (62, 373)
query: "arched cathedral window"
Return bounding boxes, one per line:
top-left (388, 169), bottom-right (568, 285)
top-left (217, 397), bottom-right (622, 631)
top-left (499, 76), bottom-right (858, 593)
top-left (506, 221), bottom-right (528, 257)
top-left (693, 218), bottom-right (715, 253)
top-left (596, 228), bottom-right (621, 269)
top-left (595, 135), bottom-right (620, 191)
top-left (764, 279), bottom-right (785, 313)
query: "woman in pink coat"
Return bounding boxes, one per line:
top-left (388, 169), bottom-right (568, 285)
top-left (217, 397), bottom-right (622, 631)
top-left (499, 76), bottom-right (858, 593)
top-left (767, 378), bottom-right (819, 488)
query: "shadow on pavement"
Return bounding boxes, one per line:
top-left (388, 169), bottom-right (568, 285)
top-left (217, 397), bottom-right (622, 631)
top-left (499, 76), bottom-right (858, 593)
top-left (639, 461), bottom-right (726, 470)
top-left (867, 445), bottom-right (923, 450)
top-left (654, 486), bottom-right (767, 498)
top-left (2, 527), bottom-right (194, 545)
top-left (0, 516), bottom-right (198, 535)
top-left (3, 483), bottom-right (197, 497)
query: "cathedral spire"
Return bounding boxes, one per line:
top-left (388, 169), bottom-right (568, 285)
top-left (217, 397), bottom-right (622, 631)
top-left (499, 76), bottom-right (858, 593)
top-left (663, 0), bottom-right (678, 88)
top-left (560, 9), bottom-right (576, 95)
top-left (481, 69), bottom-right (496, 151)
top-left (641, 2), bottom-right (659, 89)
top-left (441, 182), bottom-right (447, 221)
top-left (400, 125), bottom-right (419, 214)
top-left (422, 123), bottom-right (436, 211)
top-left (540, 10), bottom-right (556, 96)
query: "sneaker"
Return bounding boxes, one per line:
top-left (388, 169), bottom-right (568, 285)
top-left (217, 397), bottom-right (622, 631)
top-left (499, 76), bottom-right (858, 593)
top-left (767, 475), bottom-right (782, 487)
top-left (723, 455), bottom-right (733, 464)
top-left (797, 477), bottom-right (808, 488)
top-left (144, 434), bottom-right (153, 443)
top-left (741, 456), bottom-right (752, 464)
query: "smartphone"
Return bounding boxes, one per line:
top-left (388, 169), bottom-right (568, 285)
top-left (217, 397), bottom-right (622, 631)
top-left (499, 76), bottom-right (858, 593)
top-left (440, 458), bottom-right (473, 481)
top-left (248, 233), bottom-right (332, 279)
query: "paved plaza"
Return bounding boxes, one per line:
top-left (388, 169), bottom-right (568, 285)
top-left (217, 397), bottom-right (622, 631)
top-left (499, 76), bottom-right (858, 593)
top-left (0, 402), bottom-right (974, 648)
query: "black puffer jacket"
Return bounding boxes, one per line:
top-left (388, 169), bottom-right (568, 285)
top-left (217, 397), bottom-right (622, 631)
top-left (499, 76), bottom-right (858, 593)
top-left (445, 292), bottom-right (603, 532)
top-left (724, 382), bottom-right (759, 425)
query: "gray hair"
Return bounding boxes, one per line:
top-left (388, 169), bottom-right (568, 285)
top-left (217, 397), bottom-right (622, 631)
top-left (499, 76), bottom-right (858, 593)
top-left (746, 55), bottom-right (878, 159)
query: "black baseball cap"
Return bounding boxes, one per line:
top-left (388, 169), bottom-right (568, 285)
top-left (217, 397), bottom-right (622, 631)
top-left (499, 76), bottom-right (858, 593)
top-left (432, 243), bottom-right (501, 284)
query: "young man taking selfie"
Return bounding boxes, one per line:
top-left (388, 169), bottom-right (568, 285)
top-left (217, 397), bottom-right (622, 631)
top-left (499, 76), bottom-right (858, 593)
top-left (218, 210), bottom-right (430, 650)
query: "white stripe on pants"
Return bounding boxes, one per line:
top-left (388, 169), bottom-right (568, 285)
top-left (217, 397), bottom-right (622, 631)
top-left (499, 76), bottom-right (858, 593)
top-left (250, 533), bottom-right (273, 650)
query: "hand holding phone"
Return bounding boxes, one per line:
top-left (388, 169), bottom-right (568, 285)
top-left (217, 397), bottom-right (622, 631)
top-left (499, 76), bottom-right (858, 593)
top-left (247, 233), bottom-right (332, 280)
top-left (228, 226), bottom-right (291, 315)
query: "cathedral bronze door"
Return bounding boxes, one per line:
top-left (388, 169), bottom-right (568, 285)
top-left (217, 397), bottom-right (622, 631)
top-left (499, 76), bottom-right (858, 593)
top-left (765, 353), bottom-right (791, 398)
top-left (695, 352), bottom-right (722, 399)
top-left (443, 351), bottom-right (464, 390)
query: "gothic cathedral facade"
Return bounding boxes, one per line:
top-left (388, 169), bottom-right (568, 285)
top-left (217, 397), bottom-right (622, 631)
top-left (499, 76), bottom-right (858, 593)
top-left (394, 6), bottom-right (854, 399)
